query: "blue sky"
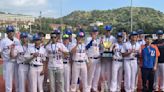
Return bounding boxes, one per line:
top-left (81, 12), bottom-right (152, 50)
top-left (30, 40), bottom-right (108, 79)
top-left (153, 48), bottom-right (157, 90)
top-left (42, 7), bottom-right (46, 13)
top-left (0, 0), bottom-right (164, 18)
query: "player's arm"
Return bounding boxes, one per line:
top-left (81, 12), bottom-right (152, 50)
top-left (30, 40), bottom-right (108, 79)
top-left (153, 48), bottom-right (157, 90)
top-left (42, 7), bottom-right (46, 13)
top-left (24, 48), bottom-right (38, 63)
top-left (10, 44), bottom-right (17, 59)
top-left (71, 44), bottom-right (78, 54)
top-left (153, 45), bottom-right (160, 71)
top-left (41, 49), bottom-right (48, 76)
top-left (59, 44), bottom-right (69, 55)
top-left (121, 44), bottom-right (132, 57)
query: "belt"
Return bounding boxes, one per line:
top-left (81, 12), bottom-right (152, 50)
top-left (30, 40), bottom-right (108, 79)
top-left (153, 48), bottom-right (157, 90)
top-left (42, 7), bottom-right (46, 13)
top-left (20, 63), bottom-right (29, 65)
top-left (124, 58), bottom-right (137, 60)
top-left (75, 60), bottom-right (85, 63)
top-left (89, 57), bottom-right (100, 59)
top-left (114, 59), bottom-right (123, 62)
top-left (63, 62), bottom-right (68, 64)
top-left (30, 64), bottom-right (42, 67)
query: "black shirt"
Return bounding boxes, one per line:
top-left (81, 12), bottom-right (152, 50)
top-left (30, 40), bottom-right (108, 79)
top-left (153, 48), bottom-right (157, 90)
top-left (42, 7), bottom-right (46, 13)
top-left (152, 39), bottom-right (164, 63)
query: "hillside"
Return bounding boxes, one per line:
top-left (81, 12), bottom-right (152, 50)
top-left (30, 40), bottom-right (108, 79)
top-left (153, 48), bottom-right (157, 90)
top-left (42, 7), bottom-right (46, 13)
top-left (55, 7), bottom-right (164, 33)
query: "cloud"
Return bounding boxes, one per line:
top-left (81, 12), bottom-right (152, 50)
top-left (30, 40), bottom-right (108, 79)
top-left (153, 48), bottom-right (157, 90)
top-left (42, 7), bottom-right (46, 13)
top-left (0, 0), bottom-right (47, 7)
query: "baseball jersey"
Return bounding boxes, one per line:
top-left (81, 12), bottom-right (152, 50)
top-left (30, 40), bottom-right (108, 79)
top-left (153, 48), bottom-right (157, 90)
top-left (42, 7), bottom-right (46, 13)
top-left (0, 37), bottom-right (20, 62)
top-left (121, 41), bottom-right (141, 60)
top-left (140, 45), bottom-right (160, 68)
top-left (14, 44), bottom-right (32, 64)
top-left (113, 42), bottom-right (123, 60)
top-left (63, 43), bottom-right (71, 63)
top-left (71, 43), bottom-right (88, 61)
top-left (86, 37), bottom-right (100, 57)
top-left (138, 39), bottom-right (145, 46)
top-left (46, 42), bottom-right (69, 69)
top-left (24, 45), bottom-right (47, 65)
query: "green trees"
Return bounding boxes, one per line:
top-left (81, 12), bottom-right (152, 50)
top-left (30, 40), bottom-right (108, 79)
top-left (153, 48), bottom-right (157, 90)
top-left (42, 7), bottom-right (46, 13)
top-left (54, 7), bottom-right (164, 34)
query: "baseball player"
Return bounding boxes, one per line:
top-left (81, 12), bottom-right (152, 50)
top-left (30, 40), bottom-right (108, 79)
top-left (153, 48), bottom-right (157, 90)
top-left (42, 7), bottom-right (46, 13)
top-left (121, 31), bottom-right (140, 92)
top-left (86, 26), bottom-right (101, 92)
top-left (24, 33), bottom-right (47, 92)
top-left (62, 34), bottom-right (72, 92)
top-left (110, 32), bottom-right (124, 92)
top-left (70, 31), bottom-right (88, 92)
top-left (137, 29), bottom-right (145, 46)
top-left (134, 29), bottom-right (146, 91)
top-left (10, 32), bottom-right (31, 92)
top-left (46, 30), bottom-right (69, 92)
top-left (100, 25), bottom-right (116, 91)
top-left (153, 30), bottom-right (164, 91)
top-left (0, 26), bottom-right (20, 92)
top-left (64, 28), bottom-right (77, 44)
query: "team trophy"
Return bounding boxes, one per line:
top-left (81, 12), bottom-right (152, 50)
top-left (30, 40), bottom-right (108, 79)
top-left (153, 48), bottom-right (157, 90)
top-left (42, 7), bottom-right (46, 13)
top-left (102, 41), bottom-right (113, 58)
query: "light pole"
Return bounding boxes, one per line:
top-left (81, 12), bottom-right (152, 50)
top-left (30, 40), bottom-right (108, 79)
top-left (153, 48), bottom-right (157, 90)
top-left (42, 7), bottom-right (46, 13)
top-left (130, 0), bottom-right (133, 32)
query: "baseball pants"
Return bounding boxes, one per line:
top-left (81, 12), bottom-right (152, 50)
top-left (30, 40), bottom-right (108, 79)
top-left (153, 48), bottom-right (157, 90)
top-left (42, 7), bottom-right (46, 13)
top-left (87, 58), bottom-right (101, 91)
top-left (5, 61), bottom-right (19, 92)
top-left (29, 65), bottom-right (44, 92)
top-left (110, 61), bottom-right (123, 91)
top-left (124, 60), bottom-right (138, 92)
top-left (18, 64), bottom-right (29, 92)
top-left (71, 62), bottom-right (88, 92)
top-left (154, 63), bottom-right (164, 91)
top-left (49, 68), bottom-right (64, 92)
top-left (63, 63), bottom-right (71, 92)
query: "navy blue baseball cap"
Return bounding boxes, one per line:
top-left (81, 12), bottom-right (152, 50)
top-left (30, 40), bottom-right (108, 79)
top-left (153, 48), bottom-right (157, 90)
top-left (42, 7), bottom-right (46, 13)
top-left (65, 29), bottom-right (72, 35)
top-left (92, 26), bottom-right (99, 32)
top-left (52, 29), bottom-right (61, 34)
top-left (156, 30), bottom-right (163, 35)
top-left (104, 25), bottom-right (112, 31)
top-left (117, 32), bottom-right (123, 37)
top-left (130, 31), bottom-right (138, 36)
top-left (6, 26), bottom-right (15, 33)
top-left (20, 32), bottom-right (28, 38)
top-left (33, 33), bottom-right (41, 41)
top-left (137, 29), bottom-right (144, 34)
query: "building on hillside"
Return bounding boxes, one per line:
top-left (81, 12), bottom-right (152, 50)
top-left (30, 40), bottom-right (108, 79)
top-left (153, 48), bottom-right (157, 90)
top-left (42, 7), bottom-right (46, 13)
top-left (90, 21), bottom-right (104, 26)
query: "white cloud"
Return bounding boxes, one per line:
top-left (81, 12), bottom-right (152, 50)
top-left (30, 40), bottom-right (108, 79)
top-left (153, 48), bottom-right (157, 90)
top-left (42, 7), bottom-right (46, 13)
top-left (12, 0), bottom-right (47, 7)
top-left (0, 0), bottom-right (69, 18)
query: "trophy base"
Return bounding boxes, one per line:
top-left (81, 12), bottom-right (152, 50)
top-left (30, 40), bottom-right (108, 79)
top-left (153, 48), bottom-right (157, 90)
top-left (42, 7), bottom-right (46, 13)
top-left (101, 51), bottom-right (113, 58)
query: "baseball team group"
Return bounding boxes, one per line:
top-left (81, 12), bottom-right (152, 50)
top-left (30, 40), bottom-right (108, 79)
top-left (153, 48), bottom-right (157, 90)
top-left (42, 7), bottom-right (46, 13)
top-left (0, 25), bottom-right (164, 92)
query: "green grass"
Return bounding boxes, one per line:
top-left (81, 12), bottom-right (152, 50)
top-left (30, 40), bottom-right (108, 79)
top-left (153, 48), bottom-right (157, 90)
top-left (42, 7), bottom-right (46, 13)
top-left (0, 64), bottom-right (2, 75)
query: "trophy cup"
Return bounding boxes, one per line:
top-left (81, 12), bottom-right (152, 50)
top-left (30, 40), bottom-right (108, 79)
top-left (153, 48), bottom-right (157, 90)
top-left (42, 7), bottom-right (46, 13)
top-left (102, 41), bottom-right (113, 58)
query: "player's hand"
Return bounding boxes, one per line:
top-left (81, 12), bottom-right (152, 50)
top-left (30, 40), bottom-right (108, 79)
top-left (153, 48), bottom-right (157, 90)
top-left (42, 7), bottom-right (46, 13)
top-left (58, 48), bottom-right (63, 53)
top-left (40, 70), bottom-right (44, 76)
top-left (33, 52), bottom-right (39, 57)
top-left (10, 44), bottom-right (15, 49)
top-left (153, 66), bottom-right (157, 71)
top-left (128, 49), bottom-right (133, 54)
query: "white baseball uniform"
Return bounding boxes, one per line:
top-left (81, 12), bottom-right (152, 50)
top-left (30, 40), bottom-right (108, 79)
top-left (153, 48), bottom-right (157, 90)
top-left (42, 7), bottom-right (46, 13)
top-left (100, 35), bottom-right (116, 91)
top-left (24, 45), bottom-right (47, 92)
top-left (63, 43), bottom-right (72, 92)
top-left (14, 44), bottom-right (31, 92)
top-left (86, 37), bottom-right (101, 91)
top-left (0, 37), bottom-right (20, 92)
top-left (121, 41), bottom-right (140, 92)
top-left (110, 42), bottom-right (123, 91)
top-left (46, 42), bottom-right (69, 92)
top-left (70, 43), bottom-right (88, 92)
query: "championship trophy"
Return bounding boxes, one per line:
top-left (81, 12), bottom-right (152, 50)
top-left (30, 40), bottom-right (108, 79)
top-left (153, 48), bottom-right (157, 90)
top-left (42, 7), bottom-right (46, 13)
top-left (102, 41), bottom-right (113, 58)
